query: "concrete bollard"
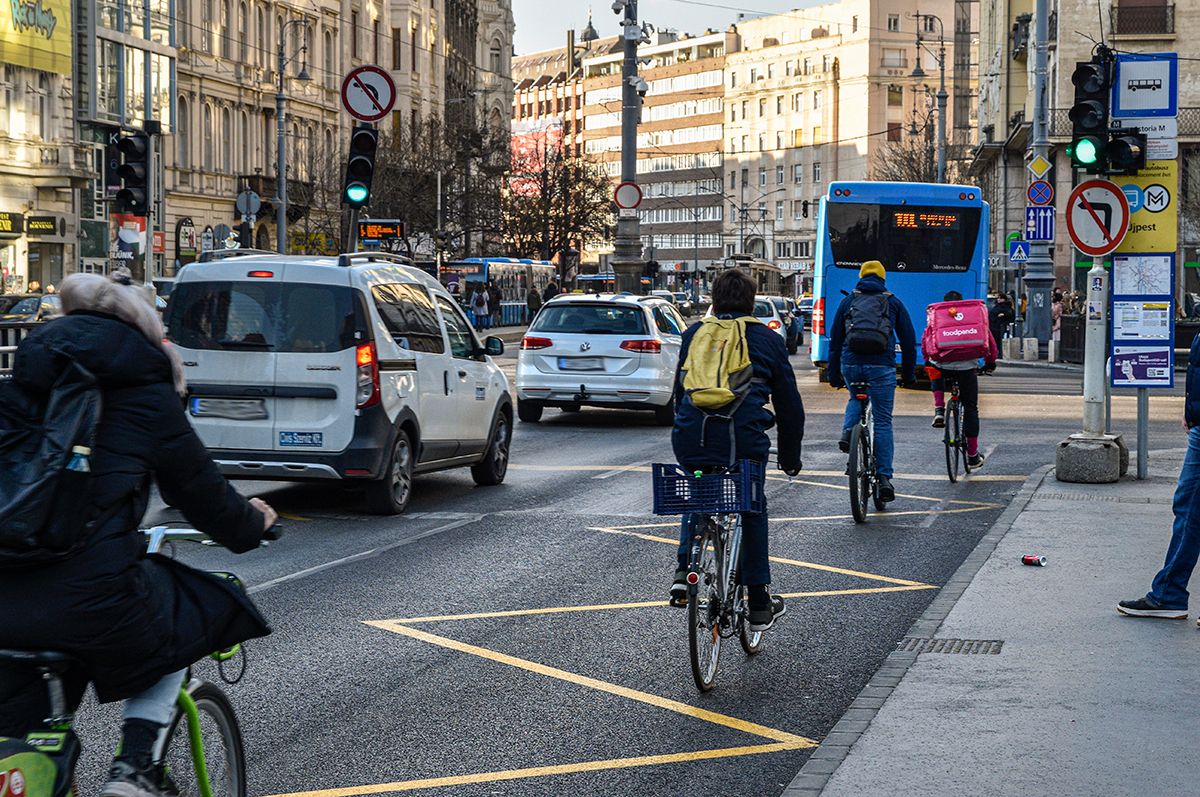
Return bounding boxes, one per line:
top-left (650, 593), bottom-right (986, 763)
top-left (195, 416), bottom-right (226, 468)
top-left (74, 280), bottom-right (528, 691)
top-left (1023, 337), bottom-right (1039, 361)
top-left (1003, 337), bottom-right (1022, 360)
top-left (1047, 340), bottom-right (1058, 363)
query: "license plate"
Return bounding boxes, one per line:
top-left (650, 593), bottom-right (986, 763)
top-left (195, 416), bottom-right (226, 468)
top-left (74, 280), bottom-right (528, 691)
top-left (190, 397), bottom-right (268, 420)
top-left (558, 356), bottom-right (604, 371)
top-left (280, 431), bottom-right (323, 447)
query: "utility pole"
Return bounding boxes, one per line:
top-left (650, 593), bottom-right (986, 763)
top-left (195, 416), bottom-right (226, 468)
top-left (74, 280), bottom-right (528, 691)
top-left (610, 0), bottom-right (647, 293)
top-left (1023, 0), bottom-right (1054, 352)
top-left (274, 19), bottom-right (311, 254)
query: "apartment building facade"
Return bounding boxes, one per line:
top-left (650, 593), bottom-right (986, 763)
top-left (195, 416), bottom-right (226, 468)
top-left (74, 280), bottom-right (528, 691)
top-left (582, 30), bottom-right (736, 278)
top-left (972, 0), bottom-right (1199, 294)
top-left (725, 0), bottom-right (964, 289)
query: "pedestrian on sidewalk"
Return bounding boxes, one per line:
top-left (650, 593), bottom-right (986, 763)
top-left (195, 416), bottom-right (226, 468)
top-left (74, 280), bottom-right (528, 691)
top-left (989, 294), bottom-right (1015, 357)
top-left (488, 280), bottom-right (503, 328)
top-left (526, 285), bottom-right (542, 323)
top-left (542, 281), bottom-right (560, 303)
top-left (470, 284), bottom-right (490, 330)
top-left (1118, 336), bottom-right (1200, 621)
top-left (1052, 291), bottom-right (1064, 344)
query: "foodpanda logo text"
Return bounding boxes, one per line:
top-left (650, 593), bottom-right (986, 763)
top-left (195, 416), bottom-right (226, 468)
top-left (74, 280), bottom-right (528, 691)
top-left (941, 327), bottom-right (981, 336)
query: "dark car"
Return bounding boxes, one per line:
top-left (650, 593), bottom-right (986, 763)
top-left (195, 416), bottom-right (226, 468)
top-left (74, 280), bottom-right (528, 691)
top-left (796, 296), bottom-right (814, 328)
top-left (769, 296), bottom-right (804, 355)
top-left (0, 294), bottom-right (61, 324)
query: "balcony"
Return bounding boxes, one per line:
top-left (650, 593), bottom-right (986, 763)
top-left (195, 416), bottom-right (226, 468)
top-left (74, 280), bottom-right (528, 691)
top-left (1112, 4), bottom-right (1175, 36)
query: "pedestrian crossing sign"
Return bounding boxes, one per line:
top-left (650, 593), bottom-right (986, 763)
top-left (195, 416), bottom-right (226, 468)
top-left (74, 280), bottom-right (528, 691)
top-left (1009, 240), bottom-right (1031, 263)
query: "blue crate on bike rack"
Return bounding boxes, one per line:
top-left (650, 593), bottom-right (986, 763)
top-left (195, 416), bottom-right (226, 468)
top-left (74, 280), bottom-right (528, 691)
top-left (651, 460), bottom-right (765, 515)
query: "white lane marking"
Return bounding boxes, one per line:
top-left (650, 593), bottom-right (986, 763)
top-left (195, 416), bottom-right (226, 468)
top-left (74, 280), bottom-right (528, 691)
top-left (249, 516), bottom-right (481, 594)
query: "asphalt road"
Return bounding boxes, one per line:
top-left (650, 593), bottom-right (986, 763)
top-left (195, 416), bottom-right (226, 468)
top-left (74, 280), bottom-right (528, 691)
top-left (70, 351), bottom-right (1184, 797)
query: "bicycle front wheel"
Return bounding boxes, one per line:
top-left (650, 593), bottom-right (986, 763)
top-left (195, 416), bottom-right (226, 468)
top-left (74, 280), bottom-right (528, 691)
top-left (162, 681), bottom-right (247, 797)
top-left (848, 424), bottom-right (869, 523)
top-left (688, 524), bottom-right (723, 691)
top-left (945, 401), bottom-right (961, 483)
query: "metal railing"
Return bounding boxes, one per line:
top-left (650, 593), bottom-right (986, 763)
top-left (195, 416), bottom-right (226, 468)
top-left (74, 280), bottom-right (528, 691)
top-left (0, 324), bottom-right (38, 377)
top-left (1112, 4), bottom-right (1175, 35)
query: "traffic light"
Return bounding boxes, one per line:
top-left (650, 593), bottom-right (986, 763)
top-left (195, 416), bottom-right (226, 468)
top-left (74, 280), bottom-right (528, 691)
top-left (1106, 129), bottom-right (1147, 176)
top-left (115, 131), bottom-right (151, 214)
top-left (342, 125), bottom-right (378, 208)
top-left (1068, 54), bottom-right (1111, 174)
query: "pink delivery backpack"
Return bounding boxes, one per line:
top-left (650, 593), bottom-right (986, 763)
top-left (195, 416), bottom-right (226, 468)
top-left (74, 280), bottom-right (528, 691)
top-left (924, 299), bottom-right (991, 363)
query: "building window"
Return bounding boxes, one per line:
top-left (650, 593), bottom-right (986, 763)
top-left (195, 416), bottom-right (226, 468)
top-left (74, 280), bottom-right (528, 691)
top-left (813, 126), bottom-right (822, 144)
top-left (887, 14), bottom-right (900, 32)
top-left (741, 168), bottom-right (748, 188)
top-left (887, 122), bottom-right (902, 142)
top-left (326, 30), bottom-right (335, 87)
top-left (767, 63), bottom-right (774, 79)
top-left (758, 134), bottom-right (765, 151)
top-left (802, 57), bottom-right (810, 75)
top-left (776, 95), bottom-right (783, 114)
top-left (177, 97), bottom-right (190, 169)
top-left (238, 2), bottom-right (247, 61)
top-left (793, 163), bottom-right (803, 183)
top-left (776, 165), bottom-right (784, 183)
top-left (256, 6), bottom-right (266, 67)
top-left (221, 107), bottom-right (232, 173)
top-left (785, 61), bottom-right (793, 77)
top-left (220, 0), bottom-right (231, 58)
top-left (758, 98), bottom-right (766, 116)
top-left (203, 104), bottom-right (214, 168)
top-left (373, 19), bottom-right (380, 63)
top-left (741, 135), bottom-right (748, 150)
top-left (792, 200), bottom-right (802, 220)
top-left (730, 138), bottom-right (737, 153)
top-left (730, 107), bottom-right (736, 122)
top-left (730, 71), bottom-right (737, 87)
top-left (729, 170), bottom-right (736, 189)
top-left (888, 85), bottom-right (903, 106)
top-left (750, 67), bottom-right (757, 82)
top-left (852, 15), bottom-right (858, 33)
top-left (351, 11), bottom-right (359, 57)
top-left (813, 161), bottom-right (822, 182)
top-left (882, 48), bottom-right (906, 68)
top-left (411, 24), bottom-right (418, 70)
top-left (923, 16), bottom-right (938, 33)
top-left (758, 167), bottom-right (767, 186)
top-left (240, 111), bottom-right (250, 172)
top-left (741, 100), bottom-right (747, 118)
top-left (776, 132), bottom-right (784, 149)
top-left (822, 55), bottom-right (831, 72)
top-left (813, 90), bottom-right (822, 110)
top-left (490, 40), bottom-right (502, 73)
top-left (775, 200), bottom-right (784, 221)
top-left (392, 28), bottom-right (403, 69)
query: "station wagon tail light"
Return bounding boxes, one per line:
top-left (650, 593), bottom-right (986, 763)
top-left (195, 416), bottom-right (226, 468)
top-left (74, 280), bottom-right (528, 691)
top-left (813, 298), bottom-right (825, 337)
top-left (621, 339), bottom-right (662, 353)
top-left (355, 342), bottom-right (380, 408)
top-left (247, 270), bottom-right (274, 278)
top-left (521, 336), bottom-right (553, 350)
top-left (767, 319), bottom-right (782, 330)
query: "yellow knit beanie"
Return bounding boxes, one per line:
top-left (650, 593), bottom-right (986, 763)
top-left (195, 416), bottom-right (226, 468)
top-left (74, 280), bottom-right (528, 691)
top-left (859, 260), bottom-right (886, 280)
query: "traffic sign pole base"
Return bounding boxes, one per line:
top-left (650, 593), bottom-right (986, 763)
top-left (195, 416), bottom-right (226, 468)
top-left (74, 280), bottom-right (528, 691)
top-left (1055, 433), bottom-right (1128, 484)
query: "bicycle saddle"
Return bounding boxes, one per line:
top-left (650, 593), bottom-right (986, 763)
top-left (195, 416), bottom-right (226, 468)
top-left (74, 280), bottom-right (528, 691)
top-left (0, 650), bottom-right (76, 672)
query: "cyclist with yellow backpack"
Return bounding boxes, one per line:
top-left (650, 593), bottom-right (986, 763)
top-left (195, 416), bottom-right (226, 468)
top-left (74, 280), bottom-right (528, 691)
top-left (669, 269), bottom-right (804, 632)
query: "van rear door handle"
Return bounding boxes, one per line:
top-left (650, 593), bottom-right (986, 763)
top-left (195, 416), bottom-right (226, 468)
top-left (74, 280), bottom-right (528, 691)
top-left (458, 369), bottom-right (468, 378)
top-left (443, 371), bottom-right (450, 396)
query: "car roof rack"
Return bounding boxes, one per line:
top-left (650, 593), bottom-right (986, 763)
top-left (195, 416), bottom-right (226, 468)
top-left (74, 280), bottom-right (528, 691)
top-left (196, 248), bottom-right (278, 263)
top-left (336, 251), bottom-right (413, 268)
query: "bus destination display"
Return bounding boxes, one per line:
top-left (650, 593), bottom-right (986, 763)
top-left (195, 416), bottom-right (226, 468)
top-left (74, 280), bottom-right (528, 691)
top-left (891, 211), bottom-right (960, 230)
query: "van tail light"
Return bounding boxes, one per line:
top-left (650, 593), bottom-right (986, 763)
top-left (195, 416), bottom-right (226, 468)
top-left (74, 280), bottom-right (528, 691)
top-left (813, 298), bottom-right (826, 337)
top-left (621, 339), bottom-right (662, 353)
top-left (356, 342), bottom-right (380, 409)
top-left (767, 319), bottom-right (782, 330)
top-left (521, 336), bottom-right (553, 350)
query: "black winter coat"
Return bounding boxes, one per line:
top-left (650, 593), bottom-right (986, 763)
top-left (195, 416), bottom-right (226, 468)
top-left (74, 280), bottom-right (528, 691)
top-left (0, 313), bottom-right (269, 703)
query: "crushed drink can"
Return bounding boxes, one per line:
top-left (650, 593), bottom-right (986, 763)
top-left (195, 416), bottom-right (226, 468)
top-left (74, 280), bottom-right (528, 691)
top-left (1021, 555), bottom-right (1047, 567)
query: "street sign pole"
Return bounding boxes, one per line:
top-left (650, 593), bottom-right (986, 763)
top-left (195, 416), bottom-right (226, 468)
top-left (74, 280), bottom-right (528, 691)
top-left (1083, 258), bottom-right (1108, 435)
top-left (1024, 0), bottom-right (1054, 355)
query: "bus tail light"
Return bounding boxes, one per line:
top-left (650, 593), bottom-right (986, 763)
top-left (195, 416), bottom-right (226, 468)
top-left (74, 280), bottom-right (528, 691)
top-left (356, 342), bottom-right (380, 408)
top-left (813, 298), bottom-right (826, 337)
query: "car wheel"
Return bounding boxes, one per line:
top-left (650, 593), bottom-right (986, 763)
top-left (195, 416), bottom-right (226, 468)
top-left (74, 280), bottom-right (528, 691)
top-left (653, 396), bottom-right (676, 426)
top-left (517, 398), bottom-right (543, 423)
top-left (365, 428), bottom-right (414, 515)
top-left (472, 411), bottom-right (512, 486)
top-left (560, 402), bottom-right (582, 413)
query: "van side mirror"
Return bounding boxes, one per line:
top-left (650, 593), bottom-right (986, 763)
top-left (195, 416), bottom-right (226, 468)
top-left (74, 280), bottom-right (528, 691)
top-left (484, 336), bottom-right (504, 356)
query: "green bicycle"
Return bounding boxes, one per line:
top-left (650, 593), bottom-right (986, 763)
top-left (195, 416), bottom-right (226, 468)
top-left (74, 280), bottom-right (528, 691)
top-left (0, 525), bottom-right (277, 797)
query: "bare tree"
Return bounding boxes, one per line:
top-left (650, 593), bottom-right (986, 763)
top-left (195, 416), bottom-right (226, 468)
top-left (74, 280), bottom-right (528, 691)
top-left (870, 118), bottom-right (964, 185)
top-left (502, 127), bottom-right (612, 275)
top-left (288, 141), bottom-right (347, 255)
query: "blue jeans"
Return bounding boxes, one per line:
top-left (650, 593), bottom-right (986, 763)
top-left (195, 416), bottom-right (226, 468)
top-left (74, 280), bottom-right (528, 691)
top-left (1148, 427), bottom-right (1200, 609)
top-left (676, 511), bottom-right (770, 587)
top-left (841, 364), bottom-right (896, 479)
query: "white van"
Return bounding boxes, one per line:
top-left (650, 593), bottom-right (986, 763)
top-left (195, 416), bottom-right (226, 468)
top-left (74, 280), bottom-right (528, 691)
top-left (164, 250), bottom-right (512, 514)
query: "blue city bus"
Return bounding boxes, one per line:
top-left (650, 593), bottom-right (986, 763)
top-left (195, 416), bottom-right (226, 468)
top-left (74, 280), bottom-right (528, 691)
top-left (442, 257), bottom-right (556, 325)
top-left (811, 181), bottom-right (990, 375)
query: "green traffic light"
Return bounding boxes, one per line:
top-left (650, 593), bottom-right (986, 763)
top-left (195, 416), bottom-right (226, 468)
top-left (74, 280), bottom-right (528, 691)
top-left (345, 183), bottom-right (369, 205)
top-left (1074, 137), bottom-right (1099, 165)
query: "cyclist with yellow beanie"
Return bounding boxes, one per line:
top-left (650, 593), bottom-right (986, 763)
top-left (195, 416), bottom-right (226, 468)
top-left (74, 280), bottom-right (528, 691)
top-left (826, 260), bottom-right (917, 502)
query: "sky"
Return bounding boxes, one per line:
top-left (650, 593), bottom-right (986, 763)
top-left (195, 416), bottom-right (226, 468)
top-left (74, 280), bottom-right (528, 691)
top-left (511, 0), bottom-right (811, 55)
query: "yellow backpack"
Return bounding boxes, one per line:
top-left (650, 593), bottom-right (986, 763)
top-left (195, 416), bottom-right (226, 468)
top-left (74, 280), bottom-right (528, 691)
top-left (680, 316), bottom-right (762, 410)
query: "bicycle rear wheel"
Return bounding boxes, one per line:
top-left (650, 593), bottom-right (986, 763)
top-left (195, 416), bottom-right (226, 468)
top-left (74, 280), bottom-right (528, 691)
top-left (161, 681), bottom-right (247, 797)
top-left (848, 424), bottom-right (869, 523)
top-left (944, 401), bottom-right (961, 483)
top-left (687, 524), bottom-right (723, 691)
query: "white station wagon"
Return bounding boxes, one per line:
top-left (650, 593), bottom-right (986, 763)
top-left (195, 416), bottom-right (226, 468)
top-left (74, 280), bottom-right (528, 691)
top-left (164, 250), bottom-right (512, 514)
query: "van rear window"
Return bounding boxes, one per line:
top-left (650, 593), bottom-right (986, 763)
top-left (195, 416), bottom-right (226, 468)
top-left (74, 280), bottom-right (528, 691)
top-left (165, 282), bottom-right (365, 352)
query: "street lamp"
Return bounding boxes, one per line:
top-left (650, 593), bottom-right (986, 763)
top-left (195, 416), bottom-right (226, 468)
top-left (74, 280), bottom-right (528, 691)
top-left (910, 12), bottom-right (948, 183)
top-left (274, 18), bottom-right (312, 253)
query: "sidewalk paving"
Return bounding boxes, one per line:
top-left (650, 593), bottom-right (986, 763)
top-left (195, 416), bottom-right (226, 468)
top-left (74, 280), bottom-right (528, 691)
top-left (784, 450), bottom-right (1198, 797)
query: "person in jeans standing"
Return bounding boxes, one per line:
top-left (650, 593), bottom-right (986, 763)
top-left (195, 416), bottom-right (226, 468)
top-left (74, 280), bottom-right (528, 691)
top-left (1118, 336), bottom-right (1200, 620)
top-left (826, 260), bottom-right (917, 503)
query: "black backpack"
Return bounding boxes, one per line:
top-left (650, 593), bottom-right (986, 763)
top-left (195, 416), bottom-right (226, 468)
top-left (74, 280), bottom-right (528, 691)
top-left (844, 290), bottom-right (895, 355)
top-left (0, 360), bottom-right (102, 569)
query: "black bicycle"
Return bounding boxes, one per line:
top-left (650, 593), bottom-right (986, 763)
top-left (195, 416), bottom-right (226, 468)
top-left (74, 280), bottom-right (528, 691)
top-left (846, 382), bottom-right (886, 523)
top-left (942, 369), bottom-right (990, 483)
top-left (652, 461), bottom-right (767, 691)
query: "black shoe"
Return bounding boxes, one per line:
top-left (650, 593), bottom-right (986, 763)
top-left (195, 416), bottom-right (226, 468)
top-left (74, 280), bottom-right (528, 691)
top-left (932, 408), bottom-right (945, 428)
top-left (877, 476), bottom-right (895, 502)
top-left (1117, 597), bottom-right (1187, 619)
top-left (838, 429), bottom-right (850, 453)
top-left (101, 760), bottom-right (177, 797)
top-left (669, 569), bottom-right (689, 607)
top-left (748, 595), bottom-right (787, 632)
top-left (967, 453), bottom-right (985, 469)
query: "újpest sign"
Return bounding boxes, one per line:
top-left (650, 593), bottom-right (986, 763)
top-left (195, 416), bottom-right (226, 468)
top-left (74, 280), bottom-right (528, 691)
top-left (2, 0), bottom-right (71, 74)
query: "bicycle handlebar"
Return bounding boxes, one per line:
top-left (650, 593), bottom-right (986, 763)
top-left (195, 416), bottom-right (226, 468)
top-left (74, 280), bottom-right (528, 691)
top-left (142, 523), bottom-right (282, 554)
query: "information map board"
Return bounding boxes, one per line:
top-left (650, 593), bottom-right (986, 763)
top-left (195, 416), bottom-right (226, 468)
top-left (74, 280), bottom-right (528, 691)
top-left (1110, 253), bottom-right (1175, 388)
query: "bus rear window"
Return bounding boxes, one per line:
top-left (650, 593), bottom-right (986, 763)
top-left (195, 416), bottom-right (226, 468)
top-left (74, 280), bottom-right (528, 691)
top-left (826, 203), bottom-right (981, 273)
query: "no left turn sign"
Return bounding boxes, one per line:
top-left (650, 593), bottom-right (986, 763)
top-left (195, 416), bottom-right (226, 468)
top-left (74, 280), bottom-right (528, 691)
top-left (341, 65), bottom-right (396, 123)
top-left (1066, 179), bottom-right (1131, 258)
